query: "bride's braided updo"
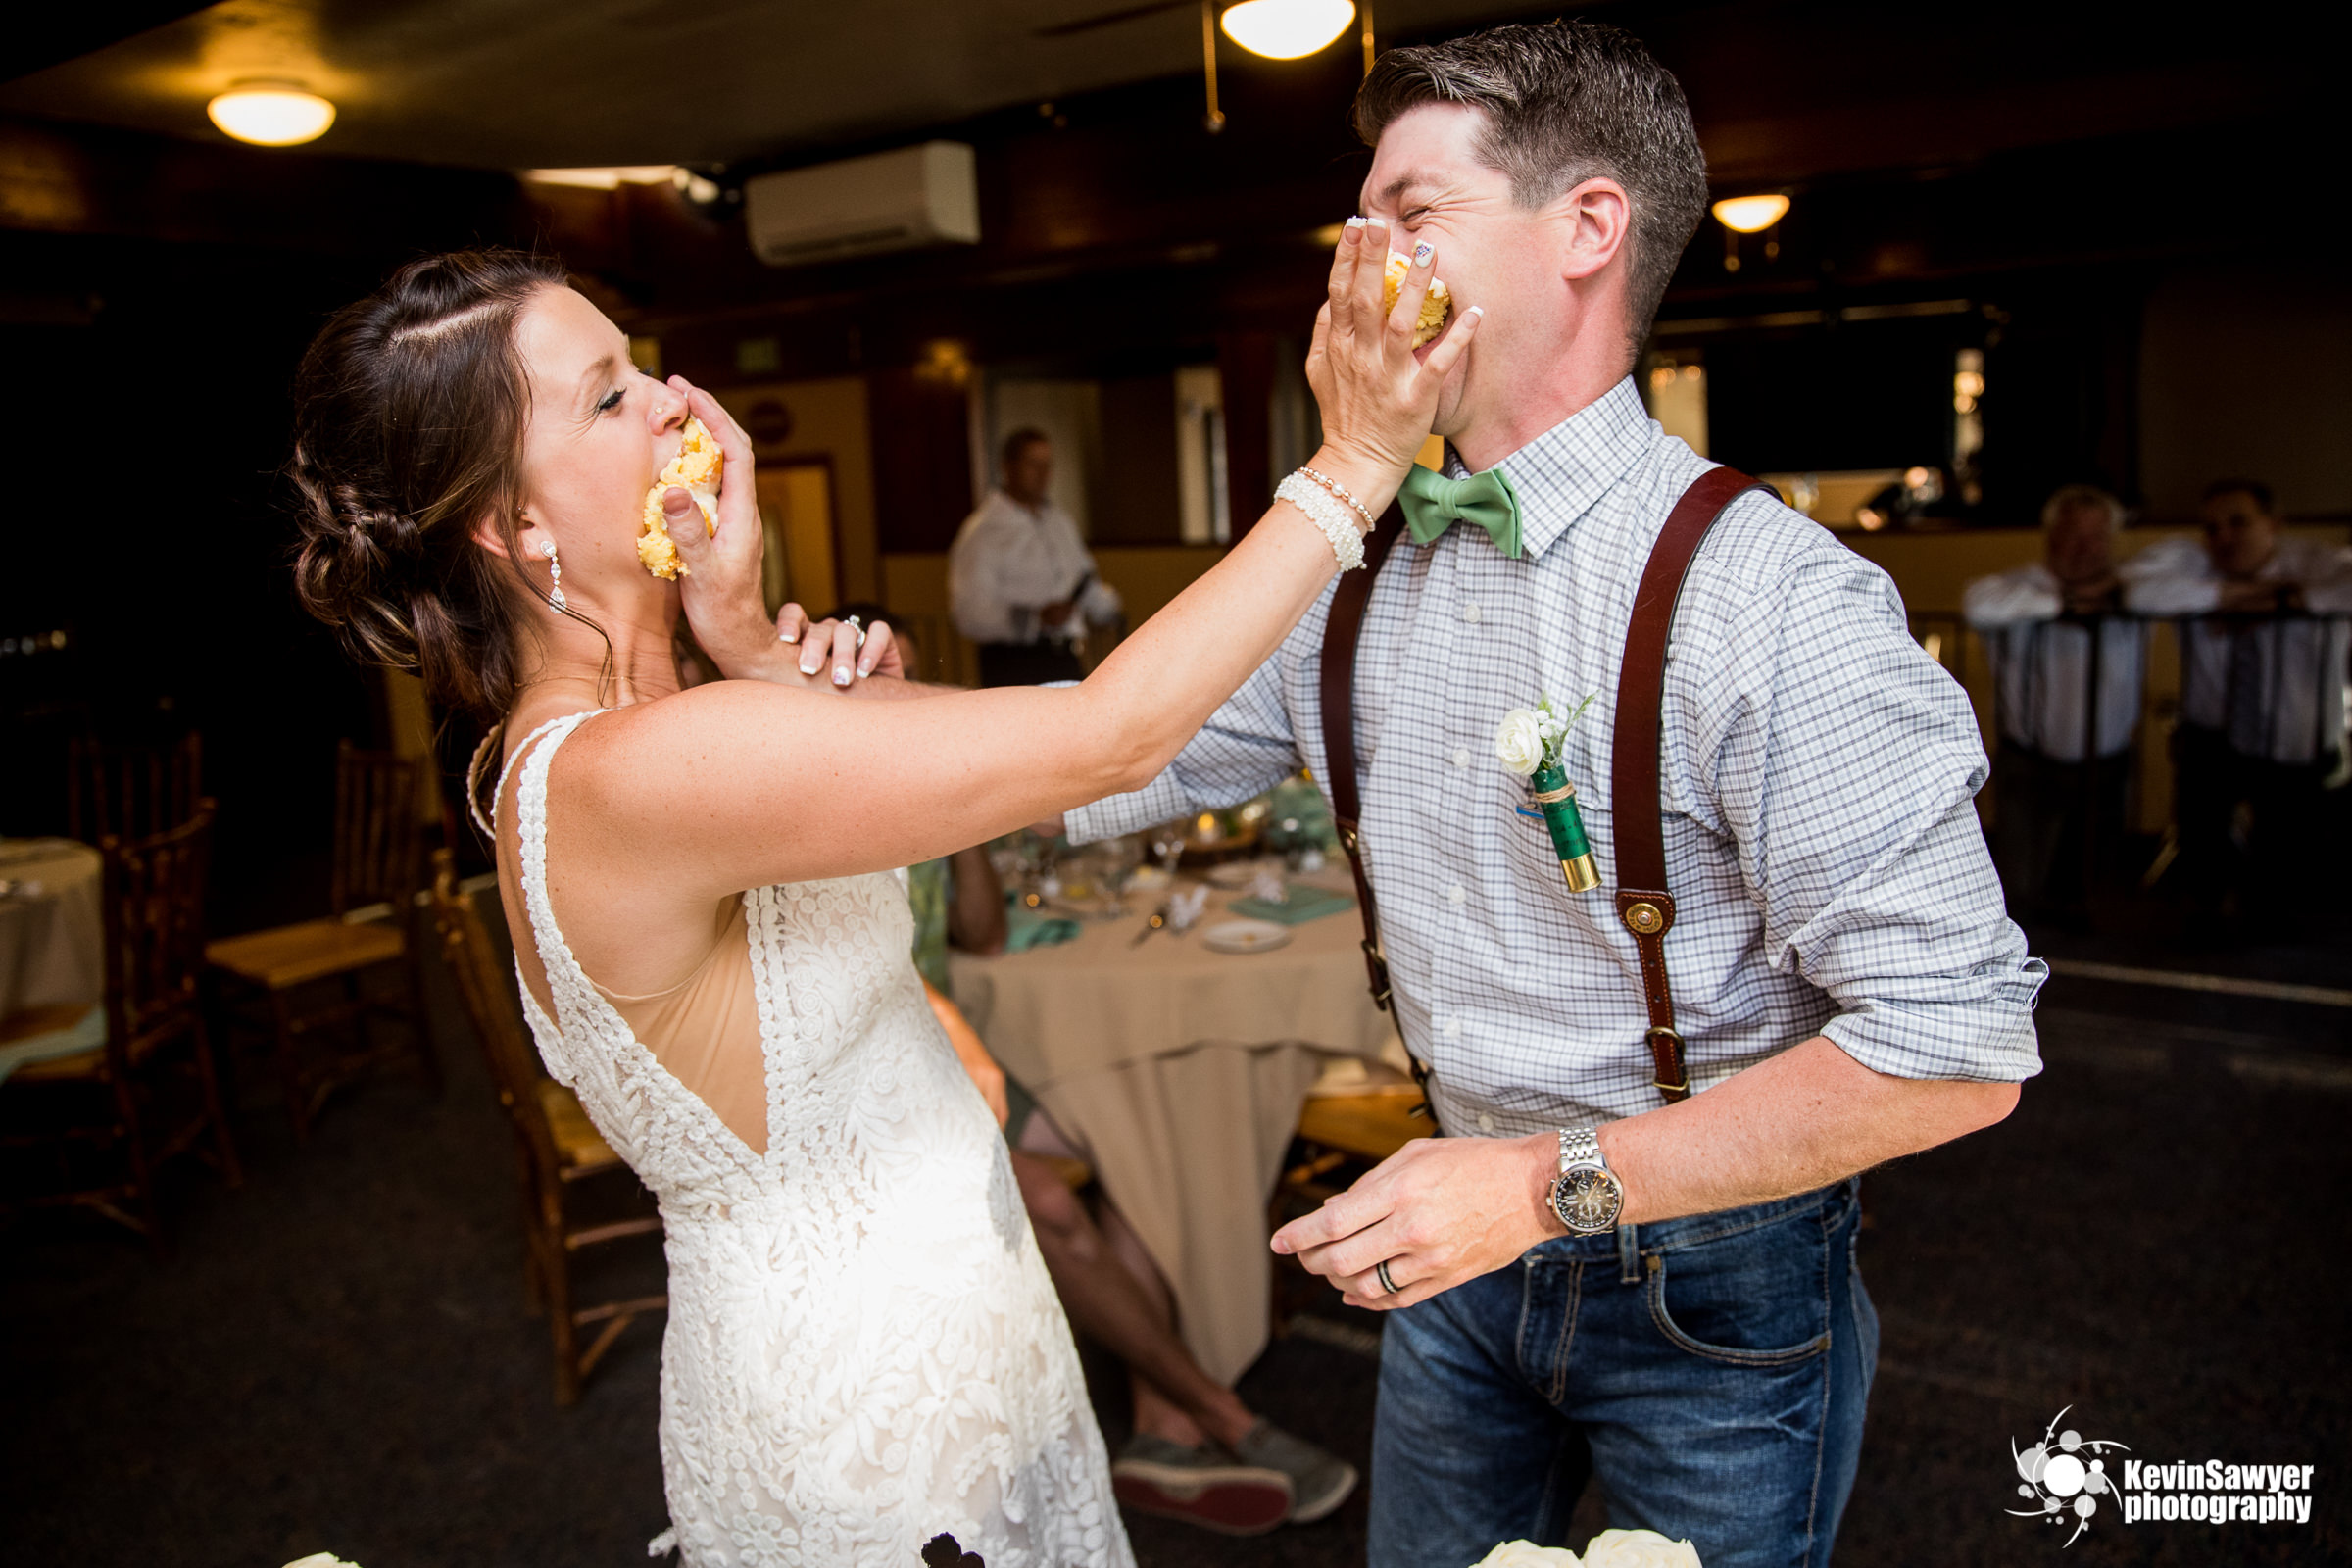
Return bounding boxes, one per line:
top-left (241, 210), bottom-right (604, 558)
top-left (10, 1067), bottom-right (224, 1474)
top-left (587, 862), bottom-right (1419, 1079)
top-left (289, 248), bottom-right (572, 720)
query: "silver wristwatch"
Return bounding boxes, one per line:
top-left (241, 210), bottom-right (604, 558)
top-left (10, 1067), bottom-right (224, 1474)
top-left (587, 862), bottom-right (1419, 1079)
top-left (1546, 1127), bottom-right (1624, 1235)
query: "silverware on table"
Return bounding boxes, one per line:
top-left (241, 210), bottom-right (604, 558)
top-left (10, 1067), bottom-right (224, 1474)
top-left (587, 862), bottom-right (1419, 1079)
top-left (1129, 905), bottom-right (1170, 947)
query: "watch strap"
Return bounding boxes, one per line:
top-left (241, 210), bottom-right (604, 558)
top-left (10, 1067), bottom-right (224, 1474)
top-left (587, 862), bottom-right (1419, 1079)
top-left (1558, 1126), bottom-right (1604, 1171)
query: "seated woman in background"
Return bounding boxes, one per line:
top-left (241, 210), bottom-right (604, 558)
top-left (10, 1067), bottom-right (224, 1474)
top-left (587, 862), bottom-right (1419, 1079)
top-left (284, 231), bottom-right (1464, 1566)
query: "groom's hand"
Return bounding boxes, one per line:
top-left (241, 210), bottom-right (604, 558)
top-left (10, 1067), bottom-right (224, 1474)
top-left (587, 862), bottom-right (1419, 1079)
top-left (1271, 1132), bottom-right (1561, 1311)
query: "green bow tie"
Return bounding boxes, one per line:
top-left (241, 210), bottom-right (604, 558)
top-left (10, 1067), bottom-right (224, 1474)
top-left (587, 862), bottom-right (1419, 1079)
top-left (1398, 462), bottom-right (1524, 560)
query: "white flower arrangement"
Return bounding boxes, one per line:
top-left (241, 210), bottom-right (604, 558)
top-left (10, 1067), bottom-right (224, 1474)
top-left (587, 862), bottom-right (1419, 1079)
top-left (1582, 1529), bottom-right (1704, 1568)
top-left (1467, 1527), bottom-right (1702, 1568)
top-left (1472, 1542), bottom-right (1580, 1567)
top-left (1494, 692), bottom-right (1596, 778)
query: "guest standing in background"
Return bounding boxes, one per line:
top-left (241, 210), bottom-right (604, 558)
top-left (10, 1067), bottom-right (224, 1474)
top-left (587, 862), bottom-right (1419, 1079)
top-left (1962, 485), bottom-right (2148, 920)
top-left (951, 428), bottom-right (1125, 687)
top-left (2124, 479), bottom-right (2352, 924)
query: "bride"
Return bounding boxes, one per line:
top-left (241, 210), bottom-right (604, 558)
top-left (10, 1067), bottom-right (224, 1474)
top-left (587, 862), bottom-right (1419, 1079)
top-left (287, 220), bottom-right (1468, 1566)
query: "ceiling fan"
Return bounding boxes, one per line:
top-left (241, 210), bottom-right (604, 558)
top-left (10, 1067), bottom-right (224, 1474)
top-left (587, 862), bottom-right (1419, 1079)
top-left (1035, 0), bottom-right (1372, 130)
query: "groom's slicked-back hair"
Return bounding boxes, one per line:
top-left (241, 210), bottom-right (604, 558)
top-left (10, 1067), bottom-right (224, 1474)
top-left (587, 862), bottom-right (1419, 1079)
top-left (1354, 20), bottom-right (1707, 367)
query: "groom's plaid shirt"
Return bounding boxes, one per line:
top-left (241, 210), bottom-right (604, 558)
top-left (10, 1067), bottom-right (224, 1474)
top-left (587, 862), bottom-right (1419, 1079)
top-left (1071, 377), bottom-right (2044, 1134)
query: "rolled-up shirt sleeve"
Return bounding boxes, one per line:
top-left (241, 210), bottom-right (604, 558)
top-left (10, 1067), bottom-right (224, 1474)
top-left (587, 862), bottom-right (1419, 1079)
top-left (1066, 651), bottom-right (1302, 845)
top-left (1960, 565), bottom-right (2058, 629)
top-left (2120, 538), bottom-right (2220, 616)
top-left (949, 504), bottom-right (1041, 645)
top-left (1707, 547), bottom-right (2045, 1084)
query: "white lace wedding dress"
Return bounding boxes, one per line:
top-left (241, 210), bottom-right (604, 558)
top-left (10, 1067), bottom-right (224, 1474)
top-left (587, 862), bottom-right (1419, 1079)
top-left (505, 712), bottom-right (1131, 1567)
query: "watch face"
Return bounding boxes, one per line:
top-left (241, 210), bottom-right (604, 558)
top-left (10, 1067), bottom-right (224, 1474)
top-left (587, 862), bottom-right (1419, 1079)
top-left (1552, 1166), bottom-right (1623, 1232)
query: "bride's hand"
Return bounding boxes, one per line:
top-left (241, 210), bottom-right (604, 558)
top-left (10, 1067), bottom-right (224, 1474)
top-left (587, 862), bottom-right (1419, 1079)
top-left (1303, 220), bottom-right (1480, 503)
top-left (776, 605), bottom-right (906, 687)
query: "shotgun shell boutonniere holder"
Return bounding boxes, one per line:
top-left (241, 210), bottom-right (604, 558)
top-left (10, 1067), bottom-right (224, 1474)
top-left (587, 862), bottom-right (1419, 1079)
top-left (1495, 693), bottom-right (1601, 893)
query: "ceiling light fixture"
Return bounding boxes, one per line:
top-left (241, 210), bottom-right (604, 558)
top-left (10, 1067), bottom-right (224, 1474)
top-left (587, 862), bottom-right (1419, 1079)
top-left (1710, 194), bottom-right (1789, 234)
top-left (206, 80), bottom-right (336, 147)
top-left (1220, 0), bottom-right (1355, 60)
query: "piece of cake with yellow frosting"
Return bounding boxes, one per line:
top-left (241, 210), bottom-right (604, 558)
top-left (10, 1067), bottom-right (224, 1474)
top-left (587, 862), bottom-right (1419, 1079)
top-left (636, 417), bottom-right (723, 581)
top-left (1382, 251), bottom-right (1453, 349)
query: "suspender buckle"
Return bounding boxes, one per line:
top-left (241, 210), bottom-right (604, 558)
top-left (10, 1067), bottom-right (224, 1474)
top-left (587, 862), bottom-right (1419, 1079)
top-left (1645, 1025), bottom-right (1689, 1096)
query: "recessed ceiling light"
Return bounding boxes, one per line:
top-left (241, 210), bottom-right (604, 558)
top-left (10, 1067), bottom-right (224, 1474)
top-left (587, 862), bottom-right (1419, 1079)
top-left (1220, 0), bottom-right (1355, 61)
top-left (207, 82), bottom-right (336, 147)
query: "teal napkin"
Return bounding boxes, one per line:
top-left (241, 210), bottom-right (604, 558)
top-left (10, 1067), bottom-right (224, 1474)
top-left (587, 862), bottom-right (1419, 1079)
top-left (1004, 903), bottom-right (1082, 952)
top-left (1226, 886), bottom-right (1356, 925)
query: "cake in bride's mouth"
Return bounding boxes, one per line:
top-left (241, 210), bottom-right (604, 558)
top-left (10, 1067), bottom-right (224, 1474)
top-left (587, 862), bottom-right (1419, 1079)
top-left (637, 416), bottom-right (723, 580)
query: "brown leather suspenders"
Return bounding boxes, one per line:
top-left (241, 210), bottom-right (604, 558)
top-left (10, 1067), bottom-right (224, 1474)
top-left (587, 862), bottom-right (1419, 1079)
top-left (1318, 466), bottom-right (1768, 1108)
top-left (1607, 466), bottom-right (1770, 1102)
top-left (1319, 506), bottom-right (1406, 1013)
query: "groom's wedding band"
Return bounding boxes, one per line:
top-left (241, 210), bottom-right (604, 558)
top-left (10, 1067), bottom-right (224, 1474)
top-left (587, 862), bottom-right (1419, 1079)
top-left (1376, 1259), bottom-right (1399, 1296)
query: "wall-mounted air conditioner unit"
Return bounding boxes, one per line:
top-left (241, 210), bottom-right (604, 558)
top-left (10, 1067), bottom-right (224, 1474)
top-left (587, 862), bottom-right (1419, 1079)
top-left (743, 142), bottom-right (979, 268)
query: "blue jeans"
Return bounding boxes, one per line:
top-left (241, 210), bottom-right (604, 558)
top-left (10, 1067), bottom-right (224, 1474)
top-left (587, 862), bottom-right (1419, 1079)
top-left (1369, 1179), bottom-right (1877, 1568)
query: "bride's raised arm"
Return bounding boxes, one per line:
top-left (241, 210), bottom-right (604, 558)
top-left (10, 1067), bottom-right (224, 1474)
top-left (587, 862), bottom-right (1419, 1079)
top-left (576, 220), bottom-right (1473, 898)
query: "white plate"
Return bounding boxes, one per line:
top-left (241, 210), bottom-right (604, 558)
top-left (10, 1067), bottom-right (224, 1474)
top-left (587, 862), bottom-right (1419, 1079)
top-left (1200, 917), bottom-right (1292, 955)
top-left (1204, 859), bottom-right (1277, 889)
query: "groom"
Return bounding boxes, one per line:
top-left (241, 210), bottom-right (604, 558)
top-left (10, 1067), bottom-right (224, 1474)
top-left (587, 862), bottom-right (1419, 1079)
top-left (1063, 20), bottom-right (2043, 1568)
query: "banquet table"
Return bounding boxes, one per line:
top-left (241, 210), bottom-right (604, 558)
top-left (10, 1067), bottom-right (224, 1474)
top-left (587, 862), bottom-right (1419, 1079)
top-left (0, 839), bottom-right (104, 1022)
top-left (948, 869), bottom-right (1399, 1385)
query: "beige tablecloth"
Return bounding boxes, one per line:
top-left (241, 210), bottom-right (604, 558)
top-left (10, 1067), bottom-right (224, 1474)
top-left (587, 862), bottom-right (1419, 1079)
top-left (0, 839), bottom-right (104, 1020)
top-left (949, 874), bottom-right (1395, 1384)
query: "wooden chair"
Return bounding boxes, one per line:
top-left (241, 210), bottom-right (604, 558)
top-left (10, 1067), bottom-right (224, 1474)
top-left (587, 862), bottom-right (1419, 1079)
top-left (68, 731), bottom-right (203, 844)
top-left (0, 805), bottom-right (242, 1246)
top-left (206, 743), bottom-right (440, 1140)
top-left (1268, 1082), bottom-right (1430, 1333)
top-left (426, 850), bottom-right (664, 1404)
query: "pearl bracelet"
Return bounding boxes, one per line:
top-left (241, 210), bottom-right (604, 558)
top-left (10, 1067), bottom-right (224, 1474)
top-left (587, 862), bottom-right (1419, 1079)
top-left (1276, 472), bottom-right (1368, 572)
top-left (1298, 465), bottom-right (1377, 528)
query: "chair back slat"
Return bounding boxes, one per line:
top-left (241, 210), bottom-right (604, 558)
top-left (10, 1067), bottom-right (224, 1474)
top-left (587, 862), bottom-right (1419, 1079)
top-left (425, 851), bottom-right (561, 1172)
top-left (332, 743), bottom-right (425, 915)
top-left (98, 804), bottom-right (215, 1058)
top-left (69, 733), bottom-right (203, 845)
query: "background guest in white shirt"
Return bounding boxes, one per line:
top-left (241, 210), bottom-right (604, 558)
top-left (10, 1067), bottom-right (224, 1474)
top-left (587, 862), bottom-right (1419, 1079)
top-left (2124, 478), bottom-right (2352, 924)
top-left (1962, 485), bottom-right (2148, 919)
top-left (950, 427), bottom-right (1125, 687)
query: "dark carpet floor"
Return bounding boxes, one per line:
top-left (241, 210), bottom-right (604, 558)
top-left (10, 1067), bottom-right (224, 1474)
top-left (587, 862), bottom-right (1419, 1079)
top-left (3, 912), bottom-right (2347, 1568)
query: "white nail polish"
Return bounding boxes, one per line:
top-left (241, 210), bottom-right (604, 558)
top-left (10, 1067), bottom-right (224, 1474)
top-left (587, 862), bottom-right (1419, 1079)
top-left (834, 666), bottom-right (852, 686)
top-left (1468, 304), bottom-right (1486, 317)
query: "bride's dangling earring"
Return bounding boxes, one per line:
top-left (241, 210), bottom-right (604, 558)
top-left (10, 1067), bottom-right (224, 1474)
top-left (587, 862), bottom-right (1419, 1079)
top-left (541, 537), bottom-right (566, 613)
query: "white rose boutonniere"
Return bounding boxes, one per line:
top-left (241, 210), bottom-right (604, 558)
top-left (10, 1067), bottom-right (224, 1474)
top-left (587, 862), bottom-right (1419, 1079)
top-left (1495, 691), bottom-right (1602, 893)
top-left (1495, 708), bottom-right (1546, 777)
top-left (1579, 1527), bottom-right (1703, 1568)
top-left (1470, 1541), bottom-right (1582, 1568)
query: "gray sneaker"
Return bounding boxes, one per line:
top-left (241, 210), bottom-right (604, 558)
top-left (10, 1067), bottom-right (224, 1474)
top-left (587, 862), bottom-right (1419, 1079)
top-left (1110, 1433), bottom-right (1293, 1536)
top-left (1232, 1419), bottom-right (1360, 1524)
